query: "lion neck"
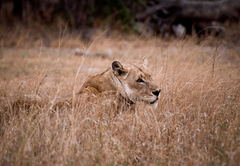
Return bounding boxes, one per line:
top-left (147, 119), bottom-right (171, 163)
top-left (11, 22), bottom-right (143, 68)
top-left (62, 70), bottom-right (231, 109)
top-left (109, 70), bottom-right (135, 104)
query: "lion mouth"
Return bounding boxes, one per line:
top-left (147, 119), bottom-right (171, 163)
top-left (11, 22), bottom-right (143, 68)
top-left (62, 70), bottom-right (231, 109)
top-left (150, 98), bottom-right (158, 104)
top-left (143, 98), bottom-right (158, 104)
top-left (138, 96), bottom-right (159, 105)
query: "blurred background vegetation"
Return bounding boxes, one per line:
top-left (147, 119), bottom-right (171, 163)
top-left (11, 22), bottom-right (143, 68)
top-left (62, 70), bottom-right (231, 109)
top-left (0, 0), bottom-right (146, 31)
top-left (0, 0), bottom-right (239, 47)
top-left (1, 0), bottom-right (228, 31)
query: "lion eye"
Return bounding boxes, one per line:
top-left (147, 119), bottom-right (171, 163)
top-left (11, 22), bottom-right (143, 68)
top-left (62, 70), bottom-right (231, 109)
top-left (137, 78), bottom-right (144, 83)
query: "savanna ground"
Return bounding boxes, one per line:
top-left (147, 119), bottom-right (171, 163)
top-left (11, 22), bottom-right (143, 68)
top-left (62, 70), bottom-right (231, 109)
top-left (0, 26), bottom-right (240, 165)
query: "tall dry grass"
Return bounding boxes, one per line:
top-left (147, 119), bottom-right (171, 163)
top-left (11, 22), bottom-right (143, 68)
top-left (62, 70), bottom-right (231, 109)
top-left (0, 28), bottom-right (240, 165)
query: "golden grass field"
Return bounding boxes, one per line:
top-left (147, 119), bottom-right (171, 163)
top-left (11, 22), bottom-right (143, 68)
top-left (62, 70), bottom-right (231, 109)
top-left (0, 27), bottom-right (240, 165)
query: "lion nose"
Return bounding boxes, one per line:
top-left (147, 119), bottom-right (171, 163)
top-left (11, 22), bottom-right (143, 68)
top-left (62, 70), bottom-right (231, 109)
top-left (152, 89), bottom-right (161, 97)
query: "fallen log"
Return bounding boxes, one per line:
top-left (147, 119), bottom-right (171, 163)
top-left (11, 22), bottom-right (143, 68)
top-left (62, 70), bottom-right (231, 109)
top-left (136, 0), bottom-right (240, 36)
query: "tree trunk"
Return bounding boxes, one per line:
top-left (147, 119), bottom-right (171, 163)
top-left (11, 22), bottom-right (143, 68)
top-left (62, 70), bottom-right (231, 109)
top-left (180, 0), bottom-right (240, 22)
top-left (136, 0), bottom-right (240, 35)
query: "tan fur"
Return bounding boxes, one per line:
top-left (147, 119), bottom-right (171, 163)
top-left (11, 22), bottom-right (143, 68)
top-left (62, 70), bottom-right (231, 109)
top-left (76, 58), bottom-right (161, 111)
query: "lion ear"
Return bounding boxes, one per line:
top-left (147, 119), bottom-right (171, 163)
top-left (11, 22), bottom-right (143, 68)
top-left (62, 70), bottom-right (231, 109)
top-left (112, 61), bottom-right (125, 76)
top-left (142, 56), bottom-right (148, 68)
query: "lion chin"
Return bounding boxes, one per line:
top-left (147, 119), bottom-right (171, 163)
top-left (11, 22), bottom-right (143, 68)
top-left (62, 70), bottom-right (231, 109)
top-left (76, 57), bottom-right (161, 112)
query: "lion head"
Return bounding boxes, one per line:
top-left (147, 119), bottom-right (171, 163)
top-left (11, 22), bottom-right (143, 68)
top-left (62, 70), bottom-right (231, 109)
top-left (111, 58), bottom-right (161, 105)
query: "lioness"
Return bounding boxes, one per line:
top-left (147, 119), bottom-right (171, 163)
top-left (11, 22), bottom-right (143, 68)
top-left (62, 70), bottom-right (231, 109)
top-left (76, 58), bottom-right (161, 111)
top-left (0, 58), bottom-right (160, 113)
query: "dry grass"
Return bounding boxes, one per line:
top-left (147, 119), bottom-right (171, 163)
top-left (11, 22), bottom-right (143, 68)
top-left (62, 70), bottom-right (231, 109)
top-left (0, 28), bottom-right (240, 165)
